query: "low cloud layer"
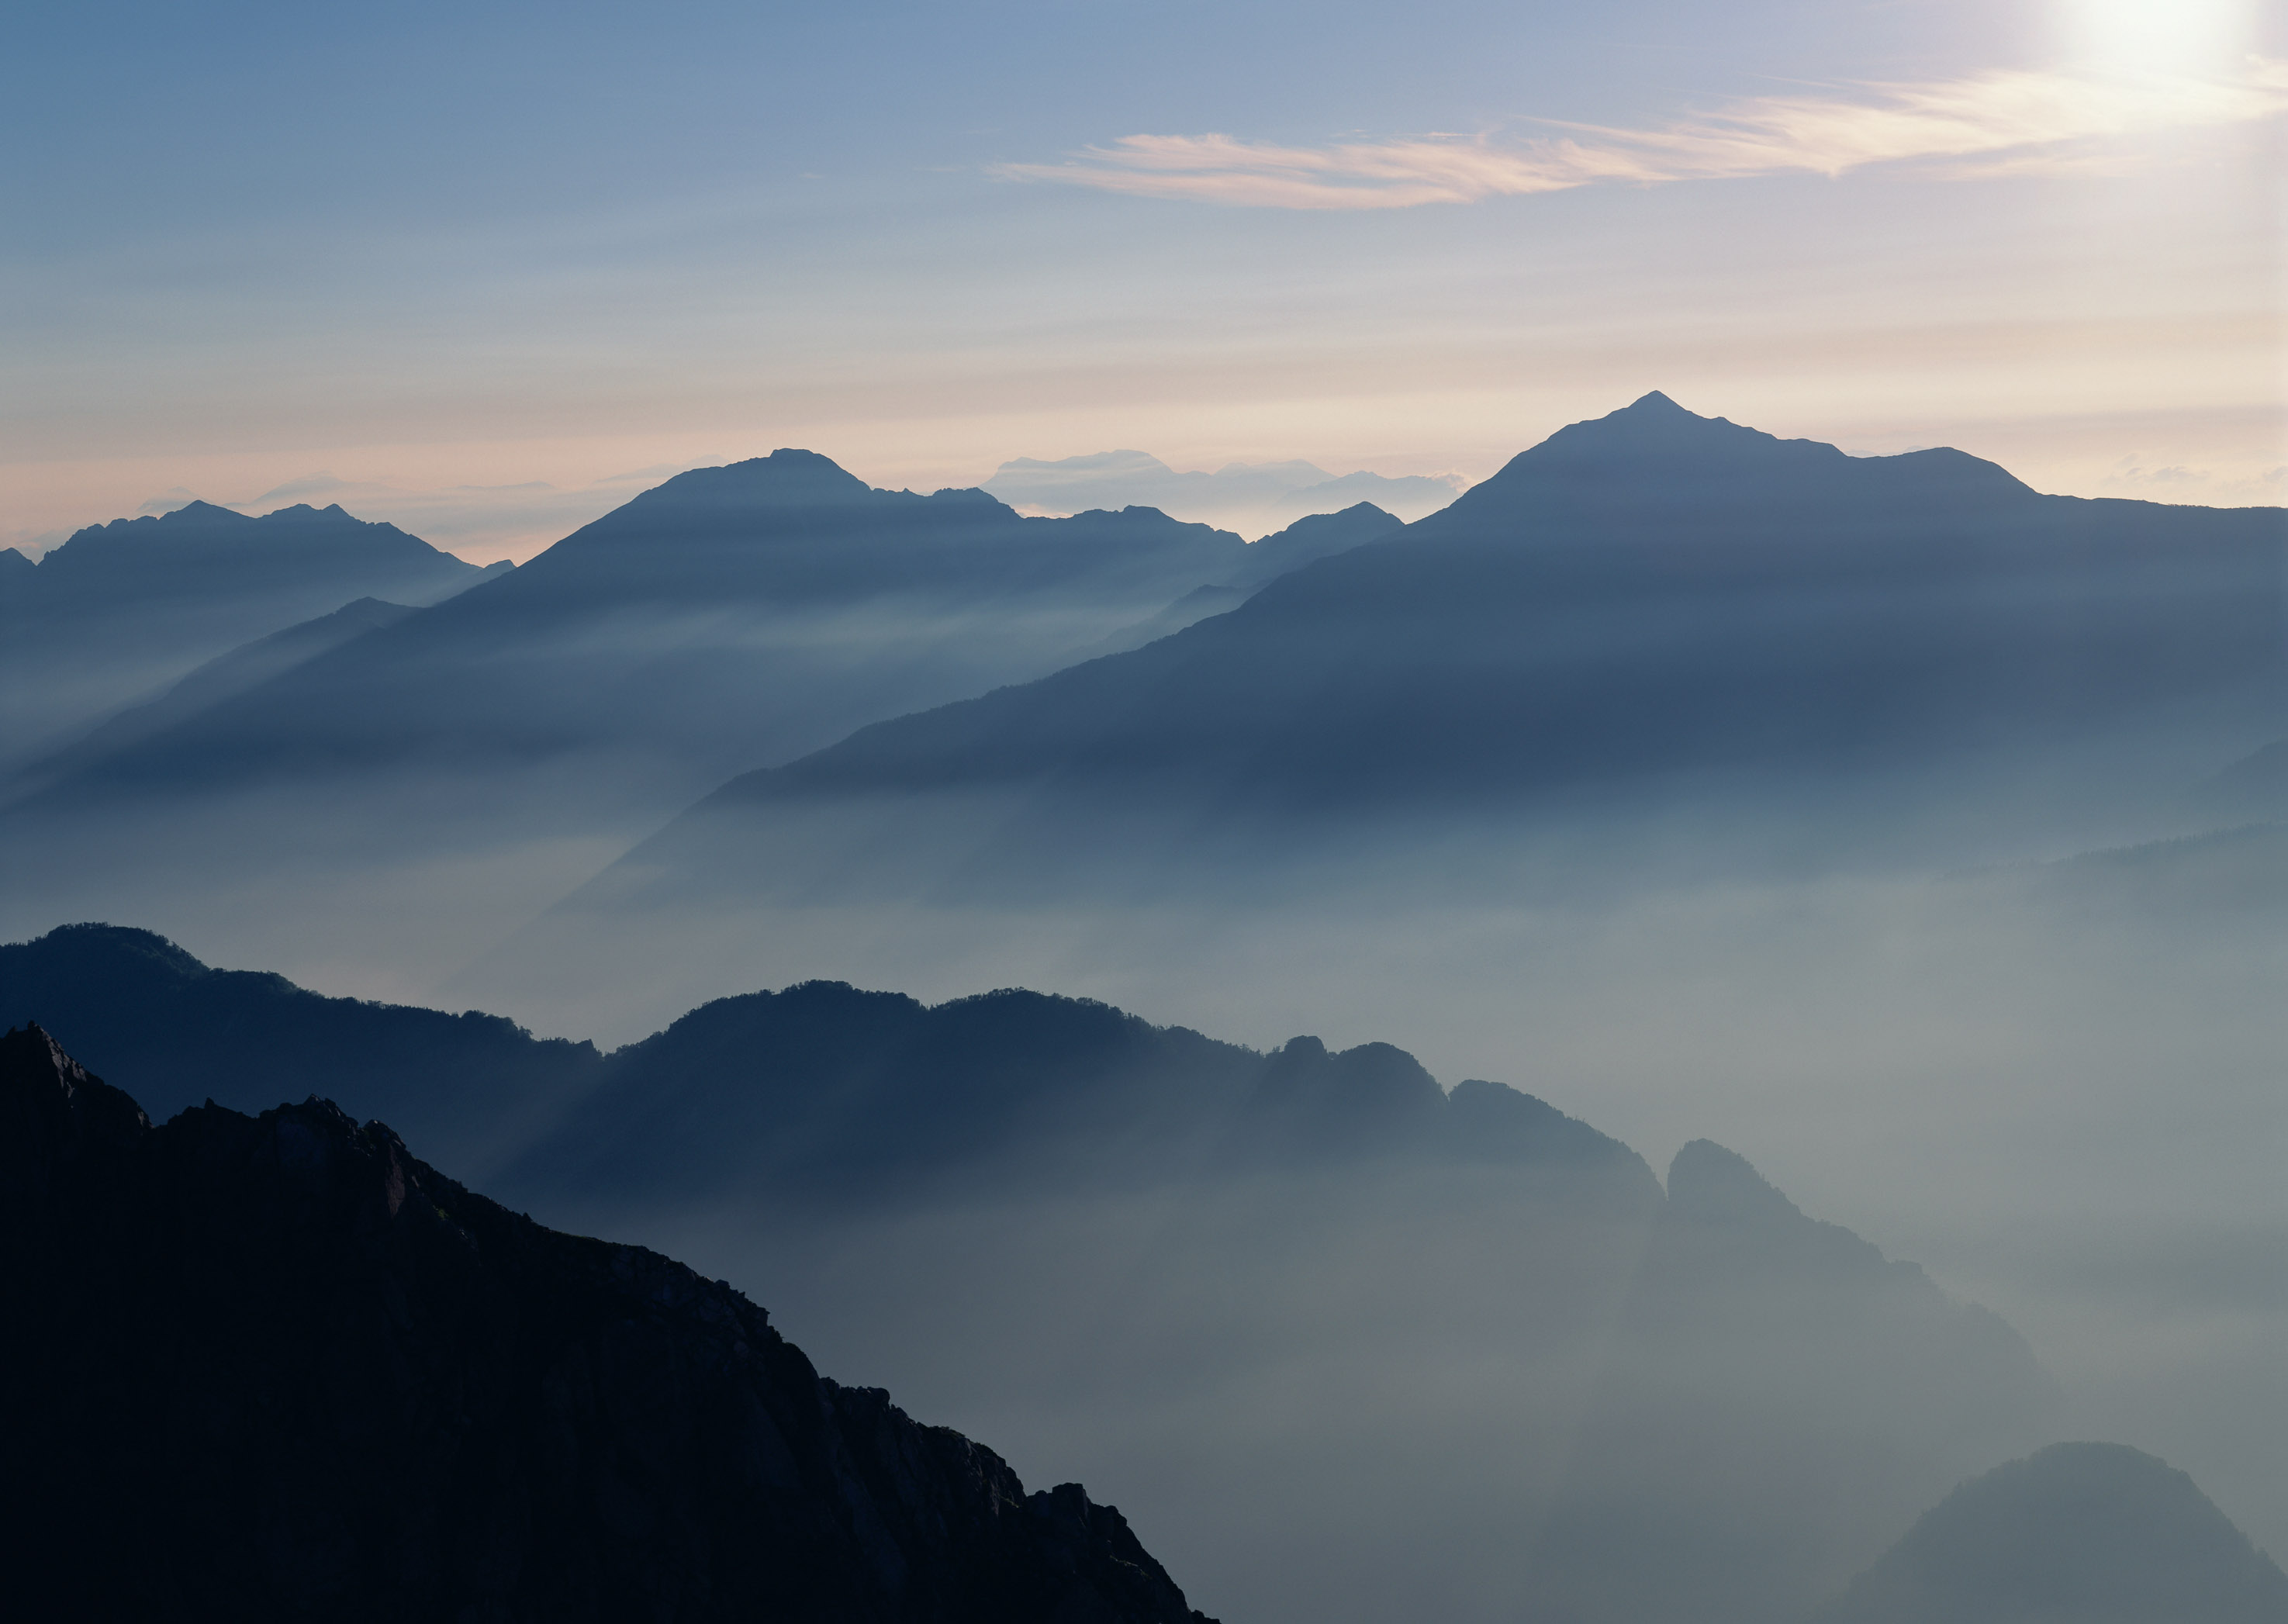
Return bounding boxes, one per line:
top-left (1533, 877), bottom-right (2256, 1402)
top-left (1000, 60), bottom-right (2288, 210)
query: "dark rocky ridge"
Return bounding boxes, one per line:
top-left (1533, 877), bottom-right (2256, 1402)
top-left (0, 1022), bottom-right (1215, 1624)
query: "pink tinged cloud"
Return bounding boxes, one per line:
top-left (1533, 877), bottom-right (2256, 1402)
top-left (996, 60), bottom-right (2288, 209)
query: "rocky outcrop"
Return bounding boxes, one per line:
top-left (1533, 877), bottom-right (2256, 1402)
top-left (0, 1022), bottom-right (1215, 1624)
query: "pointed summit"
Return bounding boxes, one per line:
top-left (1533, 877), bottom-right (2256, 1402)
top-left (1664, 1139), bottom-right (1805, 1227)
top-left (1625, 389), bottom-right (1688, 413)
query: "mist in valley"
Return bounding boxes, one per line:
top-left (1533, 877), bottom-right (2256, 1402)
top-left (4, 398), bottom-right (2283, 1623)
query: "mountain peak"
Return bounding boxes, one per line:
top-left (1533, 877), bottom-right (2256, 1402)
top-left (1625, 389), bottom-right (1687, 413)
top-left (1664, 1139), bottom-right (1806, 1226)
top-left (645, 448), bottom-right (880, 511)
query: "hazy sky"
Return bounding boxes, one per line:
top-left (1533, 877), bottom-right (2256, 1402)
top-left (5, 0), bottom-right (2282, 561)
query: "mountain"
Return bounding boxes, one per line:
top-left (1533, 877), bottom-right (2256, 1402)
top-left (0, 1022), bottom-right (1215, 1623)
top-left (1045, 501), bottom-right (1404, 660)
top-left (983, 448), bottom-right (1460, 535)
top-left (0, 921), bottom-right (1647, 1202)
top-left (1529, 1140), bottom-right (2054, 1623)
top-left (2, 920), bottom-right (2056, 1624)
top-left (0, 499), bottom-right (498, 766)
top-left (603, 394), bottom-right (2285, 918)
top-left (9, 596), bottom-right (416, 797)
top-left (2202, 737), bottom-right (2288, 822)
top-left (0, 922), bottom-right (601, 1179)
top-left (0, 454), bottom-right (1429, 1000)
top-left (36, 452), bottom-right (1261, 801)
top-left (496, 984), bottom-right (1654, 1211)
top-left (1811, 1442), bottom-right (2288, 1623)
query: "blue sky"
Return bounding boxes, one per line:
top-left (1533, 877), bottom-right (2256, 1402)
top-left (5, 0), bottom-right (2281, 558)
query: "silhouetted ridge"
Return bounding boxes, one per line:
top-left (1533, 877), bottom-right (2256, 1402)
top-left (0, 497), bottom-right (492, 769)
top-left (634, 391), bottom-right (2271, 879)
top-left (0, 1023), bottom-right (1217, 1623)
top-left (1813, 1442), bottom-right (2288, 1623)
top-left (1665, 1137), bottom-right (1808, 1224)
top-left (0, 923), bottom-right (601, 1178)
top-left (1, 924), bottom-right (1657, 1211)
top-left (630, 447), bottom-right (881, 512)
top-left (1453, 390), bottom-right (2035, 517)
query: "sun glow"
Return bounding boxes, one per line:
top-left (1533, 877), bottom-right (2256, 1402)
top-left (2058, 0), bottom-right (2258, 74)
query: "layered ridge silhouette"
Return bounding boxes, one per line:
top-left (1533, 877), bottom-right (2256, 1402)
top-left (597, 392), bottom-right (2283, 915)
top-left (4, 921), bottom-right (2060, 1624)
top-left (0, 500), bottom-right (498, 767)
top-left (12, 458), bottom-right (1391, 819)
top-left (0, 1022), bottom-right (1216, 1623)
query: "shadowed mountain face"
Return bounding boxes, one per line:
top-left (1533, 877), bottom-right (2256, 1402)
top-left (1813, 1442), bottom-right (2288, 1624)
top-left (2, 921), bottom-right (2061, 1624)
top-left (0, 1022), bottom-right (1215, 1624)
top-left (0, 500), bottom-right (496, 766)
top-left (608, 393), bottom-right (2283, 916)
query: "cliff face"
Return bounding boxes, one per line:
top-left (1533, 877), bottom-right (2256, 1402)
top-left (0, 1023), bottom-right (1214, 1624)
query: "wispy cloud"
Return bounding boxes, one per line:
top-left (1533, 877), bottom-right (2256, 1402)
top-left (997, 60), bottom-right (2288, 209)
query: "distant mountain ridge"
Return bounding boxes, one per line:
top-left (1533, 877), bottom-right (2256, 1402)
top-left (1812, 1442), bottom-right (2288, 1623)
top-left (0, 1022), bottom-right (1218, 1622)
top-left (983, 447), bottom-right (1461, 535)
top-left (595, 392), bottom-right (2283, 914)
top-left (4, 454), bottom-right (1399, 828)
top-left (1, 921), bottom-right (2063, 1624)
top-left (1531, 1138), bottom-right (2052, 1623)
top-left (0, 499), bottom-right (497, 767)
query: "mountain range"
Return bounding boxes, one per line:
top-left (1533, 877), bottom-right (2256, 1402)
top-left (3, 920), bottom-right (2066, 1624)
top-left (0, 499), bottom-right (499, 767)
top-left (1813, 1442), bottom-right (2288, 1623)
top-left (0, 1021), bottom-right (1216, 1623)
top-left (600, 392), bottom-right (2283, 917)
top-left (0, 459), bottom-right (1418, 973)
top-left (982, 448), bottom-right (1461, 536)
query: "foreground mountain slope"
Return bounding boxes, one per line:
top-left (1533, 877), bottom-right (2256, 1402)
top-left (0, 1022), bottom-right (1215, 1624)
top-left (1811, 1442), bottom-right (2288, 1623)
top-left (1, 921), bottom-right (2056, 1624)
top-left (603, 393), bottom-right (2284, 915)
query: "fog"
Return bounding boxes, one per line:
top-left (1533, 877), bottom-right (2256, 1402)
top-left (442, 795), bottom-right (2286, 1602)
top-left (3, 403), bottom-right (2281, 1620)
top-left (12, 775), bottom-right (2276, 1619)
